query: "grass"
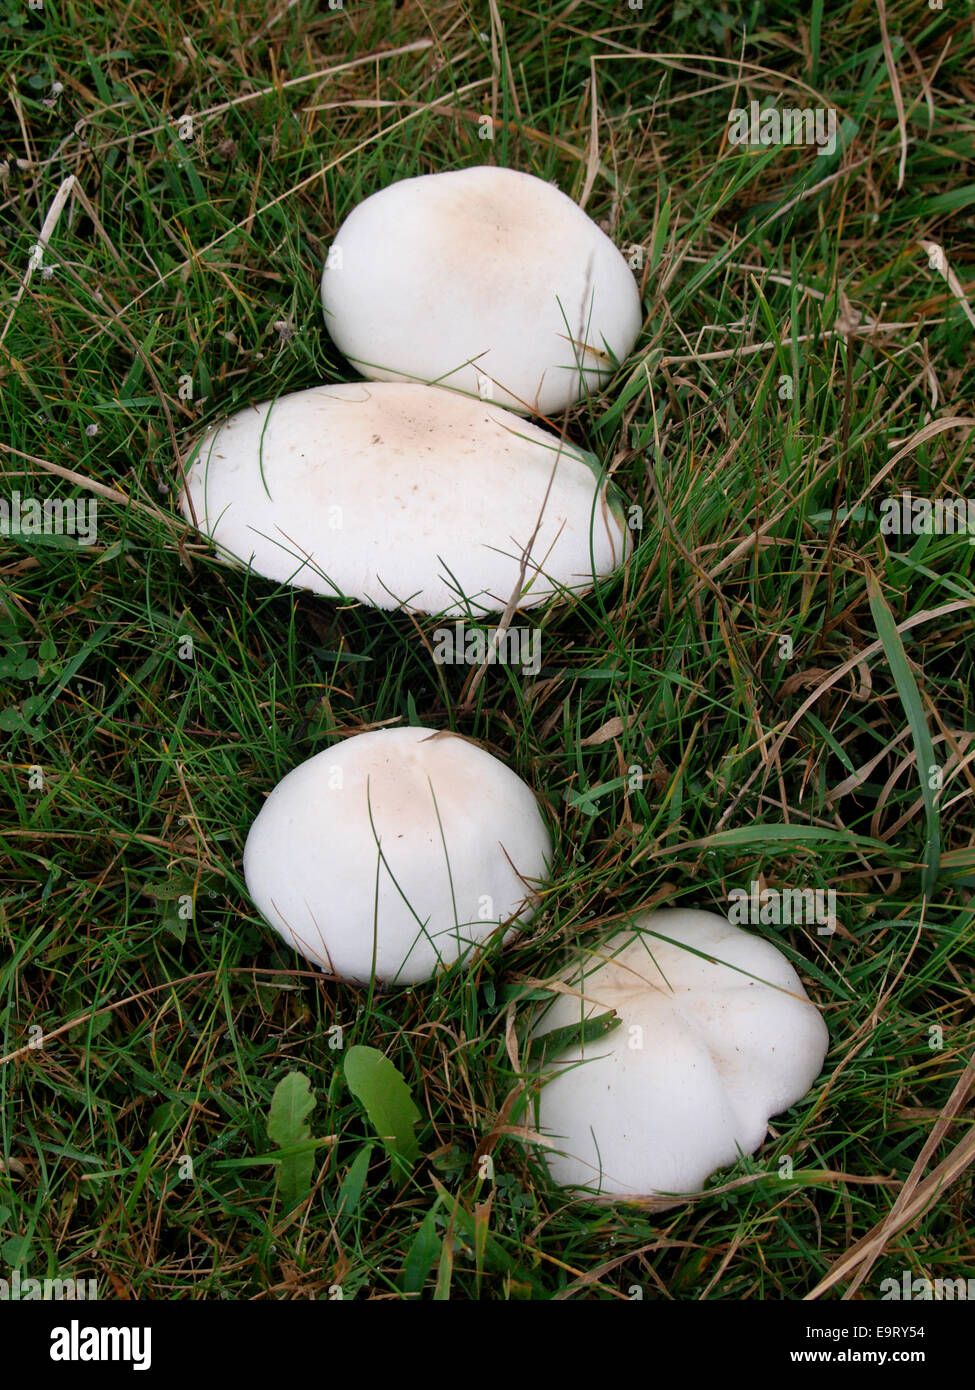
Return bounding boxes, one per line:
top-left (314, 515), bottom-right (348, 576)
top-left (1, 0), bottom-right (973, 1301)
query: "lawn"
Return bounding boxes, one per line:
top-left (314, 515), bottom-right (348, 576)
top-left (1, 0), bottom-right (973, 1302)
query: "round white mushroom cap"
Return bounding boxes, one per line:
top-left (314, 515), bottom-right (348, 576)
top-left (243, 726), bottom-right (553, 984)
top-left (320, 166), bottom-right (643, 416)
top-left (529, 908), bottom-right (829, 1199)
top-left (180, 381), bottom-right (629, 614)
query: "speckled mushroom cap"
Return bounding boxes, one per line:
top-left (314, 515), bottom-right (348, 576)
top-left (243, 726), bottom-right (553, 985)
top-left (320, 166), bottom-right (643, 415)
top-left (180, 381), bottom-right (629, 614)
top-left (529, 908), bottom-right (829, 1200)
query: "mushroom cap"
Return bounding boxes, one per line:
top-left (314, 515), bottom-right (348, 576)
top-left (320, 166), bottom-right (643, 415)
top-left (243, 726), bottom-right (552, 984)
top-left (529, 908), bottom-right (829, 1199)
top-left (180, 381), bottom-right (629, 614)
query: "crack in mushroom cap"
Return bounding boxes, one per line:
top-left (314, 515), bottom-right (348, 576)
top-left (243, 726), bottom-right (553, 985)
top-left (530, 908), bottom-right (830, 1199)
top-left (180, 382), bottom-right (629, 614)
top-left (320, 166), bottom-right (643, 415)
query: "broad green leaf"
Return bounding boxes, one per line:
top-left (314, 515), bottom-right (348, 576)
top-left (2, 1235), bottom-right (30, 1266)
top-left (267, 1071), bottom-right (316, 1209)
top-left (335, 1144), bottom-right (372, 1221)
top-left (401, 1200), bottom-right (443, 1296)
top-left (343, 1045), bottom-right (421, 1167)
top-left (148, 1100), bottom-right (187, 1136)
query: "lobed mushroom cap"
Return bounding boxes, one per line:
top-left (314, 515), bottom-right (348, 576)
top-left (530, 908), bottom-right (829, 1199)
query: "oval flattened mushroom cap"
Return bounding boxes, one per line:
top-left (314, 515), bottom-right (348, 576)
top-left (320, 166), bottom-right (643, 416)
top-left (529, 908), bottom-right (829, 1199)
top-left (243, 726), bottom-right (553, 985)
top-left (180, 382), bottom-right (629, 614)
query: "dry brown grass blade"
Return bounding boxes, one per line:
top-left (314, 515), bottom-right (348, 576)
top-left (579, 716), bottom-right (625, 746)
top-left (0, 966), bottom-right (328, 1068)
top-left (714, 597), bottom-right (975, 833)
top-left (578, 55), bottom-right (601, 211)
top-left (805, 1048), bottom-right (975, 1298)
top-left (659, 317), bottom-right (932, 367)
top-left (673, 391), bottom-right (963, 617)
top-left (877, 0), bottom-right (908, 189)
top-left (0, 443), bottom-right (179, 529)
top-left (0, 173), bottom-right (76, 353)
top-left (828, 726), bottom-right (913, 800)
top-left (846, 415), bottom-right (975, 520)
top-left (919, 241), bottom-right (975, 331)
top-left (21, 40), bottom-right (436, 170)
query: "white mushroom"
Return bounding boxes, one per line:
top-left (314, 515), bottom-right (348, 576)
top-left (528, 908), bottom-right (829, 1200)
top-left (181, 381), bottom-right (629, 614)
top-left (243, 726), bottom-right (552, 984)
top-left (320, 166), bottom-right (643, 415)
